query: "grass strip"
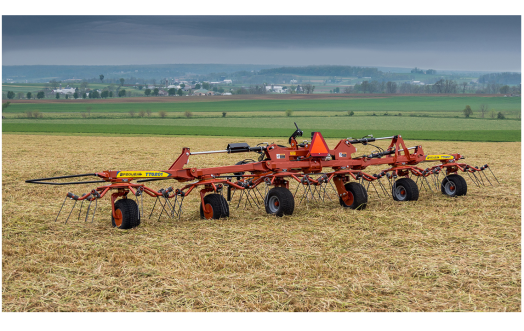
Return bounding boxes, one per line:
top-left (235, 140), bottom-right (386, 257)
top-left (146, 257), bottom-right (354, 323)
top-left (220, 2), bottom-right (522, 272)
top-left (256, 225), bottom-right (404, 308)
top-left (3, 123), bottom-right (520, 142)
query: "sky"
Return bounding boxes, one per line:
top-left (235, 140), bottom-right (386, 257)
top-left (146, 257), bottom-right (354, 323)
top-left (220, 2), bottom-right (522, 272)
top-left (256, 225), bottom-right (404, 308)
top-left (2, 15), bottom-right (521, 71)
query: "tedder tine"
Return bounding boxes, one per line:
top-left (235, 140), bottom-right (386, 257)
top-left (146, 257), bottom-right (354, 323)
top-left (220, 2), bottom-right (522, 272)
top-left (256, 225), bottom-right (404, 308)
top-left (91, 199), bottom-right (98, 223)
top-left (423, 176), bottom-right (434, 192)
top-left (377, 178), bottom-right (390, 197)
top-left (54, 196), bottom-right (68, 222)
top-left (466, 172), bottom-right (480, 188)
top-left (77, 199), bottom-right (85, 222)
top-left (64, 200), bottom-right (77, 224)
top-left (473, 170), bottom-right (485, 186)
top-left (148, 197), bottom-right (159, 219)
top-left (84, 199), bottom-right (94, 223)
top-left (481, 170), bottom-right (493, 187)
top-left (487, 167), bottom-right (500, 184)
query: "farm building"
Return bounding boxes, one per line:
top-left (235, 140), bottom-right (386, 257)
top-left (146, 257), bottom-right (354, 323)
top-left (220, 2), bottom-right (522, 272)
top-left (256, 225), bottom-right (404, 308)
top-left (193, 89), bottom-right (214, 96)
top-left (53, 87), bottom-right (76, 94)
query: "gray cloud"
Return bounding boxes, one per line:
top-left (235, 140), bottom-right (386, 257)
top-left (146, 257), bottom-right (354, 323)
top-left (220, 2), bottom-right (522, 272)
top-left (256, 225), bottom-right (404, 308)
top-left (2, 16), bottom-right (521, 71)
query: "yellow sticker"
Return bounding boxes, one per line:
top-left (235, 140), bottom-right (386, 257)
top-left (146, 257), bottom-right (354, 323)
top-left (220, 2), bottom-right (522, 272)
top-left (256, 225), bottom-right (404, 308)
top-left (290, 151), bottom-right (296, 156)
top-left (117, 171), bottom-right (170, 178)
top-left (425, 155), bottom-right (454, 161)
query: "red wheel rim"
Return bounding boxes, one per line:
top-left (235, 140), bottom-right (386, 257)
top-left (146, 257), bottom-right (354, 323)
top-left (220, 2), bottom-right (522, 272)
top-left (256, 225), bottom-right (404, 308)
top-left (203, 203), bottom-right (214, 219)
top-left (274, 200), bottom-right (280, 207)
top-left (114, 209), bottom-right (123, 227)
top-left (341, 191), bottom-right (354, 206)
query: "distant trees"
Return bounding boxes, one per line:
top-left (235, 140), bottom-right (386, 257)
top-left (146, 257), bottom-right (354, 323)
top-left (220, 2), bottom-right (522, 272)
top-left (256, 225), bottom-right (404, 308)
top-left (202, 82), bottom-right (210, 90)
top-left (343, 86), bottom-right (353, 94)
top-left (82, 93), bottom-right (87, 99)
top-left (56, 93), bottom-right (60, 99)
top-left (463, 105), bottom-right (473, 118)
top-left (109, 91), bottom-right (113, 98)
top-left (180, 83), bottom-right (185, 88)
top-left (99, 74), bottom-right (104, 83)
top-left (144, 89), bottom-right (151, 96)
top-left (497, 112), bottom-right (505, 119)
top-left (7, 91), bottom-right (15, 99)
top-left (119, 78), bottom-right (125, 86)
top-left (177, 89), bottom-right (184, 96)
top-left (499, 85), bottom-right (510, 94)
top-left (168, 88), bottom-right (177, 96)
top-left (195, 84), bottom-right (201, 90)
top-left (26, 92), bottom-right (32, 99)
top-left (479, 72), bottom-right (520, 85)
top-left (386, 81), bottom-right (397, 93)
top-left (348, 110), bottom-right (355, 116)
top-left (462, 82), bottom-right (468, 94)
top-left (152, 88), bottom-right (159, 96)
top-left (479, 104), bottom-right (488, 118)
top-left (37, 91), bottom-right (45, 99)
top-left (159, 111), bottom-right (167, 118)
top-left (303, 84), bottom-right (315, 94)
top-left (184, 111), bottom-right (192, 118)
top-left (285, 109), bottom-right (293, 117)
top-left (89, 91), bottom-right (100, 98)
top-left (118, 89), bottom-right (126, 97)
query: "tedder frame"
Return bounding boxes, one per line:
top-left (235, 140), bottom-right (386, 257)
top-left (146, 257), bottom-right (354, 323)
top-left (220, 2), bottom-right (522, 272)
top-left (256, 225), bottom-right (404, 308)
top-left (26, 123), bottom-right (498, 229)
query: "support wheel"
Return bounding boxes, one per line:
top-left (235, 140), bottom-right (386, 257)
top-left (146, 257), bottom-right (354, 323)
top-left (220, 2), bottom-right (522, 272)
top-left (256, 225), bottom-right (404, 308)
top-left (392, 178), bottom-right (419, 201)
top-left (441, 174), bottom-right (467, 197)
top-left (265, 187), bottom-right (294, 217)
top-left (200, 194), bottom-right (229, 220)
top-left (112, 198), bottom-right (140, 229)
top-left (339, 182), bottom-right (368, 210)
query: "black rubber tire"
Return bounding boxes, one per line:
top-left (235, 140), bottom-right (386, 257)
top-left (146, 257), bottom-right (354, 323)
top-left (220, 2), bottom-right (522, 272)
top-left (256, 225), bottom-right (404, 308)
top-left (441, 174), bottom-right (467, 197)
top-left (111, 198), bottom-right (140, 229)
top-left (339, 182), bottom-right (368, 210)
top-left (200, 194), bottom-right (229, 220)
top-left (265, 187), bottom-right (295, 217)
top-left (392, 178), bottom-right (419, 201)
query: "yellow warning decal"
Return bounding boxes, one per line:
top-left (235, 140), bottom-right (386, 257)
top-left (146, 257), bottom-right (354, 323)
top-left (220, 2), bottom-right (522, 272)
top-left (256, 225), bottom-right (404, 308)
top-left (425, 155), bottom-right (454, 161)
top-left (290, 151), bottom-right (296, 156)
top-left (117, 171), bottom-right (170, 178)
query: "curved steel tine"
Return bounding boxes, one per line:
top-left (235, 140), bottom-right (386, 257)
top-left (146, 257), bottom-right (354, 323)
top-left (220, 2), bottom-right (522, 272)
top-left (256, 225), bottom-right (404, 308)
top-left (77, 199), bottom-right (84, 221)
top-left (84, 199), bottom-right (92, 222)
top-left (64, 200), bottom-right (77, 224)
top-left (148, 197), bottom-right (159, 219)
top-left (54, 196), bottom-right (68, 222)
top-left (488, 168), bottom-right (500, 184)
top-left (91, 199), bottom-right (98, 223)
top-left (481, 170), bottom-right (493, 186)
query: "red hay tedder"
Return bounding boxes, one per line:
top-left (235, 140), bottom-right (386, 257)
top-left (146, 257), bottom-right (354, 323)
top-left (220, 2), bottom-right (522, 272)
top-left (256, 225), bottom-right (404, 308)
top-left (26, 123), bottom-right (498, 229)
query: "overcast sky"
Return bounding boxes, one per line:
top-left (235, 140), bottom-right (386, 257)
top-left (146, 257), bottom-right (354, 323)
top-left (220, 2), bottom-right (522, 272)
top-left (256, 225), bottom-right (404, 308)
top-left (2, 16), bottom-right (521, 71)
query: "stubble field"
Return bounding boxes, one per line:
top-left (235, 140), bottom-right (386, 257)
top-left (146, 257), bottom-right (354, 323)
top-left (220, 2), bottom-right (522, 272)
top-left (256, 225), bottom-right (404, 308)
top-left (2, 134), bottom-right (521, 311)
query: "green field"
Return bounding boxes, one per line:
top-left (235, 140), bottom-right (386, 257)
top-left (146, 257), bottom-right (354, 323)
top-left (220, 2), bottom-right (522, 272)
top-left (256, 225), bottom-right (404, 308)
top-left (2, 95), bottom-right (521, 141)
top-left (3, 96), bottom-right (521, 115)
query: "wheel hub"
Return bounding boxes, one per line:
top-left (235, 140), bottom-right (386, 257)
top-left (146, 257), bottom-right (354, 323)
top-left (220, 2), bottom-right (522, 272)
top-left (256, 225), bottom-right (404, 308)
top-left (268, 196), bottom-right (280, 213)
top-left (445, 181), bottom-right (456, 195)
top-left (394, 185), bottom-right (408, 200)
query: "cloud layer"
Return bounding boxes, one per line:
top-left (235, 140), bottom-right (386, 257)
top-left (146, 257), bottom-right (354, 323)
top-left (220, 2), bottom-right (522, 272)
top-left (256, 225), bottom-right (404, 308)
top-left (2, 16), bottom-right (521, 71)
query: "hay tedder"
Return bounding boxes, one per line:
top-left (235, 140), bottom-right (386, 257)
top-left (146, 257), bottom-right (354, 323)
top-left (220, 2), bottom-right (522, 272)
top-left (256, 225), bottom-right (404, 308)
top-left (26, 123), bottom-right (498, 229)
